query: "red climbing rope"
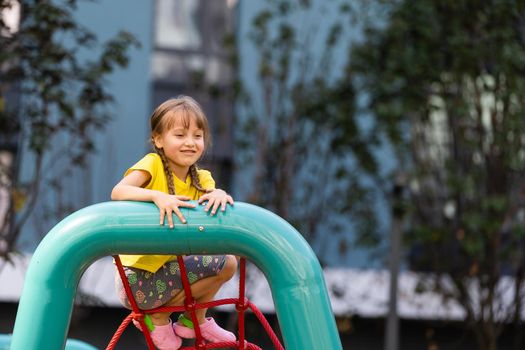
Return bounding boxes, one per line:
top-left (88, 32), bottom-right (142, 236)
top-left (110, 255), bottom-right (156, 350)
top-left (107, 255), bottom-right (285, 350)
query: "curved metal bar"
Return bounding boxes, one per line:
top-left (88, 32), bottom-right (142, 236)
top-left (11, 201), bottom-right (342, 349)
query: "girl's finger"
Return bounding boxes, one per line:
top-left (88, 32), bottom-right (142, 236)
top-left (179, 201), bottom-right (196, 208)
top-left (210, 200), bottom-right (221, 215)
top-left (166, 209), bottom-right (174, 228)
top-left (221, 200), bottom-right (227, 212)
top-left (174, 208), bottom-right (187, 224)
top-left (159, 209), bottom-right (166, 225)
top-left (176, 195), bottom-right (191, 201)
top-left (204, 200), bottom-right (212, 212)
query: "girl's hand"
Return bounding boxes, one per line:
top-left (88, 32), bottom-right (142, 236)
top-left (153, 192), bottom-right (196, 227)
top-left (198, 189), bottom-right (234, 215)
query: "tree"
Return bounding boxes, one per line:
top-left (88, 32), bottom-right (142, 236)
top-left (0, 0), bottom-right (139, 263)
top-left (348, 1), bottom-right (525, 349)
top-left (235, 0), bottom-right (383, 265)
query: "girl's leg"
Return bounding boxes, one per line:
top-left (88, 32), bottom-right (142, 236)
top-left (114, 266), bottom-right (183, 349)
top-left (116, 255), bottom-right (237, 325)
top-left (160, 254), bottom-right (238, 323)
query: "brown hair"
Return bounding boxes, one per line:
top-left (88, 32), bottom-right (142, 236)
top-left (149, 95), bottom-right (211, 195)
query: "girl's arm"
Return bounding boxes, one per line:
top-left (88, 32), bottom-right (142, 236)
top-left (111, 170), bottom-right (195, 227)
top-left (111, 170), bottom-right (157, 201)
top-left (198, 188), bottom-right (234, 215)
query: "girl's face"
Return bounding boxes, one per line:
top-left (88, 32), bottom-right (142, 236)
top-left (153, 112), bottom-right (205, 175)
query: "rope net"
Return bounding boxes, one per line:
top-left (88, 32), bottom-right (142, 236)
top-left (107, 255), bottom-right (285, 350)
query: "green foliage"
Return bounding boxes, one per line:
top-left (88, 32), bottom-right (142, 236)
top-left (349, 0), bottom-right (525, 348)
top-left (0, 0), bottom-right (140, 258)
top-left (236, 0), bottom-right (383, 264)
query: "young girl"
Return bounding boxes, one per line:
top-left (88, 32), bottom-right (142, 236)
top-left (111, 96), bottom-right (237, 350)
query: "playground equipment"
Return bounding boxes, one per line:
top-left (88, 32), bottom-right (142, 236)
top-left (11, 201), bottom-right (342, 349)
top-left (0, 334), bottom-right (97, 350)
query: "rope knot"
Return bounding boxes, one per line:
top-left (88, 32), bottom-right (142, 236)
top-left (184, 298), bottom-right (197, 312)
top-left (131, 311), bottom-right (145, 321)
top-left (195, 339), bottom-right (207, 349)
top-left (236, 297), bottom-right (249, 312)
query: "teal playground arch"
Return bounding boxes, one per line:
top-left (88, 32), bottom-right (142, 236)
top-left (11, 201), bottom-right (342, 349)
top-left (0, 334), bottom-right (97, 350)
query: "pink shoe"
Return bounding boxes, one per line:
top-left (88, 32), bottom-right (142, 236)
top-left (174, 316), bottom-right (236, 343)
top-left (133, 318), bottom-right (182, 350)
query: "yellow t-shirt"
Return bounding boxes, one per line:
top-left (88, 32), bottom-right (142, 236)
top-left (119, 153), bottom-right (215, 272)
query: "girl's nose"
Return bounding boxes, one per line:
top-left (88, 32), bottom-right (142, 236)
top-left (184, 137), bottom-right (196, 146)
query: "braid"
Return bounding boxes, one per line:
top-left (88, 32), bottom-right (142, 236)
top-left (155, 146), bottom-right (176, 195)
top-left (189, 164), bottom-right (207, 193)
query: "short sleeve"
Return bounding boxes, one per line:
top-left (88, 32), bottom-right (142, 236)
top-left (125, 154), bottom-right (156, 176)
top-left (123, 153), bottom-right (164, 190)
top-left (197, 169), bottom-right (215, 190)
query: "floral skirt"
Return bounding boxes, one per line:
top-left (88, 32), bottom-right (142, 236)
top-left (115, 255), bottom-right (226, 310)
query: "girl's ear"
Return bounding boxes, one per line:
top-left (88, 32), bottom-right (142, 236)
top-left (152, 134), bottom-right (163, 149)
